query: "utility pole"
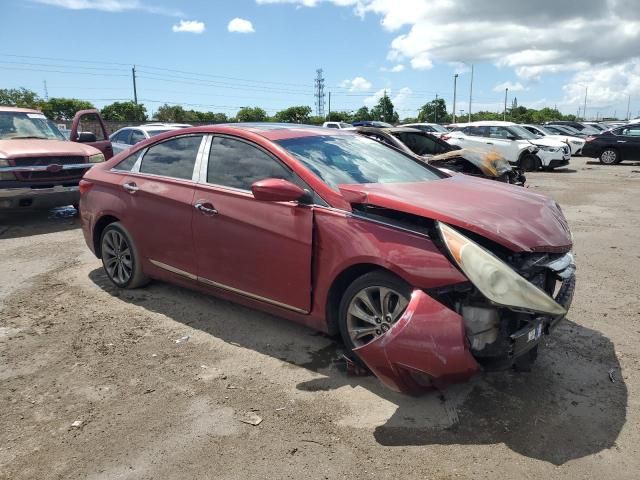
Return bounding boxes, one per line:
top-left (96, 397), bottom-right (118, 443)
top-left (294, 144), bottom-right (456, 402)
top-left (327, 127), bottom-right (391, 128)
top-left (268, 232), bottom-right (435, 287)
top-left (43, 80), bottom-right (48, 101)
top-left (314, 69), bottom-right (326, 117)
top-left (434, 94), bottom-right (438, 123)
top-left (503, 87), bottom-right (509, 121)
top-left (327, 91), bottom-right (331, 120)
top-left (452, 74), bottom-right (459, 123)
top-left (468, 64), bottom-right (474, 122)
top-left (583, 86), bottom-right (588, 121)
top-left (132, 65), bottom-right (138, 104)
top-left (626, 95), bottom-right (631, 120)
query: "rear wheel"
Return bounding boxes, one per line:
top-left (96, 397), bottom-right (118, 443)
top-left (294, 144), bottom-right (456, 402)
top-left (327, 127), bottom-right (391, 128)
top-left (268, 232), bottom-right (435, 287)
top-left (599, 148), bottom-right (620, 165)
top-left (100, 222), bottom-right (149, 289)
top-left (338, 271), bottom-right (412, 357)
top-left (519, 154), bottom-right (540, 172)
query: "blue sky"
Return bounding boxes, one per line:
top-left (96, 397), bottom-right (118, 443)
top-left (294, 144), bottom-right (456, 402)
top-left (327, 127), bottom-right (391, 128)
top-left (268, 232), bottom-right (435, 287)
top-left (2, 0), bottom-right (639, 120)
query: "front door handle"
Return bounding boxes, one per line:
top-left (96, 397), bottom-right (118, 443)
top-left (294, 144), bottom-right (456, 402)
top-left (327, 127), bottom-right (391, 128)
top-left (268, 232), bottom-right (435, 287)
top-left (194, 201), bottom-right (218, 215)
top-left (122, 182), bottom-right (139, 194)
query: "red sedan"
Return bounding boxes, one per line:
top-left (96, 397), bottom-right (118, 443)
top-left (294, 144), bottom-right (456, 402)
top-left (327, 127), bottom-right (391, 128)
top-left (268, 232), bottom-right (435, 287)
top-left (79, 124), bottom-right (576, 394)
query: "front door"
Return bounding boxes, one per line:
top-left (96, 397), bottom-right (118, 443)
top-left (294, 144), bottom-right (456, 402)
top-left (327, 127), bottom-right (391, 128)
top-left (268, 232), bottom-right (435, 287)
top-left (70, 109), bottom-right (114, 159)
top-left (192, 135), bottom-right (313, 313)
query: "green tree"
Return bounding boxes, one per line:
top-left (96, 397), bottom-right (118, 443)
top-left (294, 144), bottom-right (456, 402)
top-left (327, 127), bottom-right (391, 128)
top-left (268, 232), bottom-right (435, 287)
top-left (0, 88), bottom-right (41, 108)
top-left (155, 104), bottom-right (187, 122)
top-left (307, 115), bottom-right (325, 125)
top-left (326, 111), bottom-right (353, 122)
top-left (235, 106), bottom-right (268, 122)
top-left (370, 92), bottom-right (399, 123)
top-left (101, 101), bottom-right (147, 122)
top-left (417, 98), bottom-right (449, 123)
top-left (40, 97), bottom-right (94, 120)
top-left (352, 106), bottom-right (372, 122)
top-left (274, 105), bottom-right (312, 123)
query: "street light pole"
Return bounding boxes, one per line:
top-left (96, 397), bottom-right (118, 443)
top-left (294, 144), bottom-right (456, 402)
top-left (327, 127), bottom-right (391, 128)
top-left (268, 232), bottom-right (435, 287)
top-left (583, 86), bottom-right (588, 121)
top-left (503, 87), bottom-right (509, 121)
top-left (468, 64), bottom-right (474, 122)
top-left (452, 74), bottom-right (459, 123)
top-left (434, 94), bottom-right (438, 123)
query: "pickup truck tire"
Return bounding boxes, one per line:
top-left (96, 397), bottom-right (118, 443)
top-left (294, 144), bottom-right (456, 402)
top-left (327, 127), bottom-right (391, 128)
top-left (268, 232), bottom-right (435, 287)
top-left (100, 222), bottom-right (149, 289)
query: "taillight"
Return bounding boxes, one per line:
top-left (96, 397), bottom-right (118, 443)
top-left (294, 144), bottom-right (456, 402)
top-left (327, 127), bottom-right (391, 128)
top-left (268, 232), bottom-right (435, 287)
top-left (585, 136), bottom-right (596, 142)
top-left (79, 179), bottom-right (93, 195)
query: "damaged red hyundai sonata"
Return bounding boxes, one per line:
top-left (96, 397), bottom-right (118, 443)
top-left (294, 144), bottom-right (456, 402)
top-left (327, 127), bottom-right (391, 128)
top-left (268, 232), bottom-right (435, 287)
top-left (79, 124), bottom-right (575, 394)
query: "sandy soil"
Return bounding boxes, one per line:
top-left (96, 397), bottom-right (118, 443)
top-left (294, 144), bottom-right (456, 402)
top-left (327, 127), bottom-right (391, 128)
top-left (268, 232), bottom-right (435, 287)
top-left (1, 156), bottom-right (639, 480)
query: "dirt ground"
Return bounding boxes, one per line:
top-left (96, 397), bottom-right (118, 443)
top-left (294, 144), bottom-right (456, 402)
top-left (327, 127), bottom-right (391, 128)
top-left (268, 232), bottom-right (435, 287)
top-left (1, 156), bottom-right (639, 480)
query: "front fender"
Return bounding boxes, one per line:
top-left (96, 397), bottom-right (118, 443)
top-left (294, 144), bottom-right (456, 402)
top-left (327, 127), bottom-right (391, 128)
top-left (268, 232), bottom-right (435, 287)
top-left (353, 290), bottom-right (479, 394)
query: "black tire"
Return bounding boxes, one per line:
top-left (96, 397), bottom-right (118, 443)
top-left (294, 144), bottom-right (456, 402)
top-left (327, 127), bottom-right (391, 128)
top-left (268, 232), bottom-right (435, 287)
top-left (599, 148), bottom-right (620, 165)
top-left (100, 222), bottom-right (149, 289)
top-left (519, 154), bottom-right (540, 172)
top-left (338, 270), bottom-right (412, 358)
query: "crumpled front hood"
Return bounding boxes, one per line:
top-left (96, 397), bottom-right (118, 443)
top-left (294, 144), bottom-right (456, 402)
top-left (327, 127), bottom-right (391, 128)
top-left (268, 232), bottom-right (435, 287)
top-left (529, 137), bottom-right (567, 148)
top-left (0, 139), bottom-right (100, 159)
top-left (339, 175), bottom-right (572, 252)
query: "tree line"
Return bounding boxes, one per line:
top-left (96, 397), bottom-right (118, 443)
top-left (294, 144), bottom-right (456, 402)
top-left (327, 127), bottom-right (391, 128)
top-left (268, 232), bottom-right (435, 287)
top-left (1, 87), bottom-right (580, 126)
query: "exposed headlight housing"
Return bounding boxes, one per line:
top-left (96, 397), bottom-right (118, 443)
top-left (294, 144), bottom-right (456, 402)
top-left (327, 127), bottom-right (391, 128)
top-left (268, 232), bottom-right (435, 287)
top-left (570, 140), bottom-right (582, 145)
top-left (438, 222), bottom-right (566, 316)
top-left (88, 153), bottom-right (105, 163)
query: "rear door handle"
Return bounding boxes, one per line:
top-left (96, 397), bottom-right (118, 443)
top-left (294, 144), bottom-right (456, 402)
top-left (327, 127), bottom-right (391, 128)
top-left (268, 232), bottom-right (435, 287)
top-left (122, 182), bottom-right (139, 194)
top-left (194, 201), bottom-right (218, 215)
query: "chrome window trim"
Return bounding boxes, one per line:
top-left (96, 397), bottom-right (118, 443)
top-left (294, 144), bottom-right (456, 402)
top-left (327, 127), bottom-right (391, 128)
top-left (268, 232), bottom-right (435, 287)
top-left (195, 134), bottom-right (212, 183)
top-left (149, 258), bottom-right (308, 314)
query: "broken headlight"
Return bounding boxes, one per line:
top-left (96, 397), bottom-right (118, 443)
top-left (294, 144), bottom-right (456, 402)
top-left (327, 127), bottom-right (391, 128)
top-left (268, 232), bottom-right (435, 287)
top-left (438, 222), bottom-right (566, 316)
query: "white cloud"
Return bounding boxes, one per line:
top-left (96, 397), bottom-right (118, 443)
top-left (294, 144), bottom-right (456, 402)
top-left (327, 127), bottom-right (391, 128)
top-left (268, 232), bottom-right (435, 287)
top-left (364, 88), bottom-right (387, 108)
top-left (340, 76), bottom-right (372, 91)
top-left (381, 64), bottom-right (405, 73)
top-left (493, 81), bottom-right (525, 92)
top-left (563, 60), bottom-right (640, 108)
top-left (33, 0), bottom-right (183, 16)
top-left (392, 87), bottom-right (413, 110)
top-left (172, 20), bottom-right (205, 34)
top-left (228, 17), bottom-right (255, 33)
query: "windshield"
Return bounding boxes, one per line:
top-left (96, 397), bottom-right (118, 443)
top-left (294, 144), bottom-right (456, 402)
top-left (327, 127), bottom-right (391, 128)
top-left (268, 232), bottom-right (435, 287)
top-left (429, 124), bottom-right (448, 132)
top-left (507, 125), bottom-right (538, 140)
top-left (0, 111), bottom-right (66, 140)
top-left (277, 134), bottom-right (442, 189)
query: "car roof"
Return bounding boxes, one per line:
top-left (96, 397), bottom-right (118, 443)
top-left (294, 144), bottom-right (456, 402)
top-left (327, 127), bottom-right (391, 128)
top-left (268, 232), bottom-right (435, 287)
top-left (0, 106), bottom-right (43, 114)
top-left (355, 126), bottom-right (423, 134)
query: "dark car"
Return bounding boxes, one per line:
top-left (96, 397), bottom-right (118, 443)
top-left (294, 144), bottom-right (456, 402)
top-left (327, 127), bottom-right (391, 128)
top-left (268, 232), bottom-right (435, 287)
top-left (79, 123), bottom-right (575, 394)
top-left (354, 126), bottom-right (526, 185)
top-left (581, 123), bottom-right (640, 164)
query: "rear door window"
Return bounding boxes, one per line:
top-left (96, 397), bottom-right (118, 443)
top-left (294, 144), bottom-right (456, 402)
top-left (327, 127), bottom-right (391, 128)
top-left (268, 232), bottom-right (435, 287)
top-left (139, 135), bottom-right (203, 180)
top-left (112, 129), bottom-right (131, 144)
top-left (395, 132), bottom-right (447, 155)
top-left (129, 129), bottom-right (146, 144)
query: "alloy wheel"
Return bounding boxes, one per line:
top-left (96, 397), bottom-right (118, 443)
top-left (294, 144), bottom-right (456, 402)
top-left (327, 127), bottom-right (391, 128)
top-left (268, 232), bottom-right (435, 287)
top-left (102, 229), bottom-right (133, 285)
top-left (600, 149), bottom-right (618, 164)
top-left (346, 286), bottom-right (409, 347)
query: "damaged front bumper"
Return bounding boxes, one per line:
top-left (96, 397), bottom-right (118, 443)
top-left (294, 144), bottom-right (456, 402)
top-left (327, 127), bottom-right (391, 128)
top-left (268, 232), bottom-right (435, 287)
top-left (353, 254), bottom-right (576, 395)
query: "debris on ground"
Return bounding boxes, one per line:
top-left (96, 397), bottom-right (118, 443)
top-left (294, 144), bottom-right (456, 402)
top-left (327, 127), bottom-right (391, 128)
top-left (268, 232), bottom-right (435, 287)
top-left (70, 420), bottom-right (83, 428)
top-left (609, 368), bottom-right (616, 383)
top-left (175, 336), bottom-right (190, 344)
top-left (238, 412), bottom-right (263, 426)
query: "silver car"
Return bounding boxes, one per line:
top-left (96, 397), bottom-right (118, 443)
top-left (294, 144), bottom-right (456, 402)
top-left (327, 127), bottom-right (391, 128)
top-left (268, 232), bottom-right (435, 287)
top-left (109, 123), bottom-right (191, 154)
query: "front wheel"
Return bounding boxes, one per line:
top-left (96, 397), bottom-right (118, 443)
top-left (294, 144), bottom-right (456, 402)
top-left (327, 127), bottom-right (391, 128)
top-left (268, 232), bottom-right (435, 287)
top-left (338, 271), bottom-right (412, 357)
top-left (100, 222), bottom-right (149, 289)
top-left (599, 148), bottom-right (620, 165)
top-left (519, 154), bottom-right (540, 172)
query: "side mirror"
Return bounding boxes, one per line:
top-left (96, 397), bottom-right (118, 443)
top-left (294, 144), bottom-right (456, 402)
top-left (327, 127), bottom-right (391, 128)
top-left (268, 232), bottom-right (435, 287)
top-left (506, 135), bottom-right (518, 141)
top-left (77, 131), bottom-right (97, 143)
top-left (251, 178), bottom-right (308, 203)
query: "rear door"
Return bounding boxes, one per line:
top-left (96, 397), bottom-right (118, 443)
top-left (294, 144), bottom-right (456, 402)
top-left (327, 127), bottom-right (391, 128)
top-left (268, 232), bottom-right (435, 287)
top-left (192, 135), bottom-right (313, 313)
top-left (70, 109), bottom-right (114, 159)
top-left (115, 134), bottom-right (205, 275)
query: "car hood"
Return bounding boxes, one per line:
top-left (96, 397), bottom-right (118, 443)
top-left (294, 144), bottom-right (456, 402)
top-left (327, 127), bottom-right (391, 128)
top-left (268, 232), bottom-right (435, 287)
top-left (528, 137), bottom-right (568, 148)
top-left (338, 175), bottom-right (572, 252)
top-left (0, 138), bottom-right (100, 159)
top-left (545, 135), bottom-right (584, 144)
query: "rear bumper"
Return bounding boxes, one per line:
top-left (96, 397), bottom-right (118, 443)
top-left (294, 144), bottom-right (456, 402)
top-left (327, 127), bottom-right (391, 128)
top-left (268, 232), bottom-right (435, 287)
top-left (0, 184), bottom-right (79, 209)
